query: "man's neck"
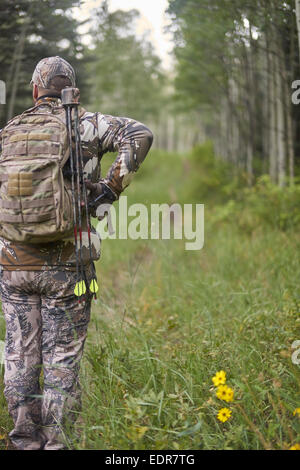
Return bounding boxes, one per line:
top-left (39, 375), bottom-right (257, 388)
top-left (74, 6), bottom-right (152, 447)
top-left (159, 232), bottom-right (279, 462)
top-left (35, 94), bottom-right (61, 105)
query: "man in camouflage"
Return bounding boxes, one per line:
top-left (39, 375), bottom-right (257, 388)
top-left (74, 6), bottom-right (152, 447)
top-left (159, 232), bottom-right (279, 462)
top-left (0, 56), bottom-right (153, 450)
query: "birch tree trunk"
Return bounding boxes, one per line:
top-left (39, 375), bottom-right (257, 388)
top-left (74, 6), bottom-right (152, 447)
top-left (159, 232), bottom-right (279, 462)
top-left (268, 16), bottom-right (278, 184)
top-left (275, 51), bottom-right (286, 187)
top-left (228, 77), bottom-right (240, 168)
top-left (285, 96), bottom-right (295, 184)
top-left (281, 33), bottom-right (295, 185)
top-left (295, 0), bottom-right (300, 62)
top-left (261, 31), bottom-right (270, 174)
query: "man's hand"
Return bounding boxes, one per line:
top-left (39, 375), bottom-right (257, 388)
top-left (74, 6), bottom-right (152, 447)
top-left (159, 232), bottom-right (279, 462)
top-left (85, 180), bottom-right (117, 219)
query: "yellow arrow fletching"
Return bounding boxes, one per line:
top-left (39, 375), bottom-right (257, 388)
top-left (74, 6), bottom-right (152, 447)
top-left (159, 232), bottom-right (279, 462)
top-left (89, 279), bottom-right (99, 293)
top-left (74, 280), bottom-right (86, 297)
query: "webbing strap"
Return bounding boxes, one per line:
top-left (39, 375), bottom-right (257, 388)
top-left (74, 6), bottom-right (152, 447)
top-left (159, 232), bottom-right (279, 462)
top-left (0, 168), bottom-right (53, 182)
top-left (0, 197), bottom-right (54, 209)
top-left (9, 133), bottom-right (54, 143)
top-left (0, 211), bottom-right (56, 223)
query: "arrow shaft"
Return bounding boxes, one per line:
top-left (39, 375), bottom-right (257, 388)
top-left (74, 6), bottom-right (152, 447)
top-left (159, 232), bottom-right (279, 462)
top-left (65, 105), bottom-right (80, 296)
top-left (73, 107), bottom-right (85, 300)
top-left (74, 107), bottom-right (98, 298)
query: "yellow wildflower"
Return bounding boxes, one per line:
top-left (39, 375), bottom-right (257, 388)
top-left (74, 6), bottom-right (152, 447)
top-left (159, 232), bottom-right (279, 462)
top-left (217, 408), bottom-right (232, 423)
top-left (212, 370), bottom-right (226, 387)
top-left (293, 408), bottom-right (300, 417)
top-left (216, 385), bottom-right (234, 403)
top-left (289, 443), bottom-right (300, 450)
top-left (225, 387), bottom-right (234, 402)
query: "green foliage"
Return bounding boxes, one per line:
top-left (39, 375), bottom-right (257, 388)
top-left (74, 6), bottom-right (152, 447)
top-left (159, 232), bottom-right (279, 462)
top-left (87, 1), bottom-right (166, 122)
top-left (167, 0), bottom-right (300, 181)
top-left (167, 0), bottom-right (240, 109)
top-left (0, 0), bottom-right (88, 127)
top-left (186, 143), bottom-right (245, 204)
top-left (188, 144), bottom-right (300, 231)
top-left (212, 174), bottom-right (300, 232)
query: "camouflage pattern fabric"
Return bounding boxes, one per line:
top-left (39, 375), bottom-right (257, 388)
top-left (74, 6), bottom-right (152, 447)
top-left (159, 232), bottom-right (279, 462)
top-left (0, 103), bottom-right (74, 244)
top-left (0, 265), bottom-right (94, 450)
top-left (0, 96), bottom-right (153, 270)
top-left (30, 56), bottom-right (76, 90)
top-left (0, 93), bottom-right (153, 450)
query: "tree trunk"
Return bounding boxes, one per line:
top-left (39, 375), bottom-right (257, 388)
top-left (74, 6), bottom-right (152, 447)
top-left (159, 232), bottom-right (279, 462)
top-left (275, 51), bottom-right (286, 187)
top-left (7, 17), bottom-right (30, 121)
top-left (261, 31), bottom-right (270, 174)
top-left (295, 0), bottom-right (300, 62)
top-left (286, 98), bottom-right (295, 184)
top-left (269, 23), bottom-right (278, 183)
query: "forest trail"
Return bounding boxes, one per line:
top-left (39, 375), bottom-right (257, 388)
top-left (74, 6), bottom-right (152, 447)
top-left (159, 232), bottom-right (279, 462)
top-left (1, 146), bottom-right (299, 449)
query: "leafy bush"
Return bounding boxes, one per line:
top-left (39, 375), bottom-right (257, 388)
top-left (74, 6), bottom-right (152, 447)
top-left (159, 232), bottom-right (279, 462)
top-left (190, 143), bottom-right (300, 231)
top-left (212, 176), bottom-right (300, 231)
top-left (188, 143), bottom-right (246, 204)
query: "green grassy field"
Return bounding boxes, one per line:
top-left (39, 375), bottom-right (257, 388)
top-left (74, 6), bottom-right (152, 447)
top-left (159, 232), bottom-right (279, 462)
top-left (0, 146), bottom-right (300, 450)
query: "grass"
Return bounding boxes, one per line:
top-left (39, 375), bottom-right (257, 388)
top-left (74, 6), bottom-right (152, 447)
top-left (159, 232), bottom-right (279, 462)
top-left (0, 146), bottom-right (300, 450)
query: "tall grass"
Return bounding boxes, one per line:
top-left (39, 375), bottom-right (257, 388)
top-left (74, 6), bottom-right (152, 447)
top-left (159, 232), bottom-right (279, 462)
top-left (0, 145), bottom-right (299, 450)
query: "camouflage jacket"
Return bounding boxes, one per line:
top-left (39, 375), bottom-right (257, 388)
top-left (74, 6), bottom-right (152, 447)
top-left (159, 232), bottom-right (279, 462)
top-left (0, 96), bottom-right (153, 270)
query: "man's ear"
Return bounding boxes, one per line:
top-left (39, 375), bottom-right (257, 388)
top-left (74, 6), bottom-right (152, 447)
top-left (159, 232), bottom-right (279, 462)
top-left (32, 84), bottom-right (39, 102)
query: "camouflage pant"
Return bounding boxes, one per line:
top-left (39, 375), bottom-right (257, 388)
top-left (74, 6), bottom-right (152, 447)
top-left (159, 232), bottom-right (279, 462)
top-left (0, 267), bottom-right (93, 450)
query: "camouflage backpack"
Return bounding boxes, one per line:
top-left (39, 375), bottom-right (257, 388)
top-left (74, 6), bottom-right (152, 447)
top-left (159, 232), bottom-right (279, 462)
top-left (0, 103), bottom-right (78, 244)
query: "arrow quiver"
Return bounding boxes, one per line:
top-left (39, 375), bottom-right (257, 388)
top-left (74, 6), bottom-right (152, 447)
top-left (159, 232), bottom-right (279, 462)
top-left (62, 87), bottom-right (99, 302)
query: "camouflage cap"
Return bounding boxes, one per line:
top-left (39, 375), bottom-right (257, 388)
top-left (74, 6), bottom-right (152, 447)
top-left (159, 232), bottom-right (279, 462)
top-left (30, 56), bottom-right (76, 89)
